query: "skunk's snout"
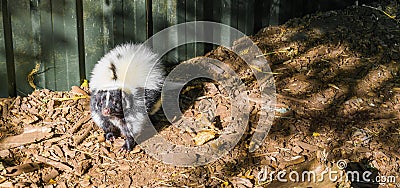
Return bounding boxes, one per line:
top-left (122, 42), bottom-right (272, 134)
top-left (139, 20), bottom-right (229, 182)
top-left (102, 108), bottom-right (111, 116)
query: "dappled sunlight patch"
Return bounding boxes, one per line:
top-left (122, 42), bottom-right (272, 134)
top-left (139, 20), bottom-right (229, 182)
top-left (355, 61), bottom-right (398, 96)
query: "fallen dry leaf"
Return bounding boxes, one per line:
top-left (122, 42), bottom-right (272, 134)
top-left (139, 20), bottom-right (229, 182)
top-left (193, 130), bottom-right (217, 145)
top-left (70, 86), bottom-right (89, 96)
top-left (0, 126), bottom-right (53, 150)
top-left (42, 169), bottom-right (59, 183)
top-left (4, 163), bottom-right (41, 176)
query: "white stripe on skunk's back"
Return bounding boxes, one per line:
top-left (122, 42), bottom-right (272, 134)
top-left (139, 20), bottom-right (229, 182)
top-left (90, 43), bottom-right (164, 92)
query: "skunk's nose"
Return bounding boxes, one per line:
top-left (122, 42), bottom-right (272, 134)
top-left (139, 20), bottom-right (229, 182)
top-left (102, 108), bottom-right (111, 116)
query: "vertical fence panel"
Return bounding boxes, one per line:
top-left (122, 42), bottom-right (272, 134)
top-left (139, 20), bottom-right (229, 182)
top-left (130, 0), bottom-right (146, 42)
top-left (38, 0), bottom-right (56, 90)
top-left (113, 0), bottom-right (124, 44)
top-left (83, 0), bottom-right (122, 79)
top-left (10, 1), bottom-right (37, 96)
top-left (30, 0), bottom-right (44, 90)
top-left (211, 0), bottom-right (237, 48)
top-left (152, 0), bottom-right (183, 63)
top-left (253, 0), bottom-right (272, 33)
top-left (152, 0), bottom-right (168, 39)
top-left (185, 0), bottom-right (200, 60)
top-left (83, 0), bottom-right (107, 78)
top-left (123, 0), bottom-right (147, 42)
top-left (185, 0), bottom-right (195, 60)
top-left (268, 0), bottom-right (280, 26)
top-left (101, 0), bottom-right (114, 50)
top-left (175, 0), bottom-right (186, 62)
top-left (237, 0), bottom-right (254, 35)
top-left (152, 0), bottom-right (169, 59)
top-left (51, 0), bottom-right (80, 90)
top-left (171, 0), bottom-right (186, 63)
top-left (0, 0), bottom-right (8, 97)
top-left (193, 0), bottom-right (205, 57)
top-left (1, 0), bottom-right (15, 97)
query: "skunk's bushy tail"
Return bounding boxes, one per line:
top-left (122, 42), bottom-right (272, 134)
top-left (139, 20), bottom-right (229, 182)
top-left (90, 43), bottom-right (164, 92)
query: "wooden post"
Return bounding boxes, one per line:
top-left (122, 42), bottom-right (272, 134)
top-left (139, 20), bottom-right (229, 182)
top-left (76, 0), bottom-right (86, 83)
top-left (1, 0), bottom-right (16, 97)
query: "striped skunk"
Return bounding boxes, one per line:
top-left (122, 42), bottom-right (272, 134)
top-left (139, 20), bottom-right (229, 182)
top-left (89, 43), bottom-right (164, 151)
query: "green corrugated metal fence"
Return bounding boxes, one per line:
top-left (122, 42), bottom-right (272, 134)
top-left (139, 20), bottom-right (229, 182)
top-left (0, 0), bottom-right (363, 97)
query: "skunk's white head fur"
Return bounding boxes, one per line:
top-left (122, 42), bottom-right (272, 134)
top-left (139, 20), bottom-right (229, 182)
top-left (90, 43), bottom-right (164, 92)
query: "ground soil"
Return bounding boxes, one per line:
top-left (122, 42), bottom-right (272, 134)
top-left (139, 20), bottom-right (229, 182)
top-left (1, 1), bottom-right (400, 187)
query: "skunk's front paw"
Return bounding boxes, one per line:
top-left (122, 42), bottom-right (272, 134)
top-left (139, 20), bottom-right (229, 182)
top-left (105, 132), bottom-right (116, 141)
top-left (120, 137), bottom-right (136, 152)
